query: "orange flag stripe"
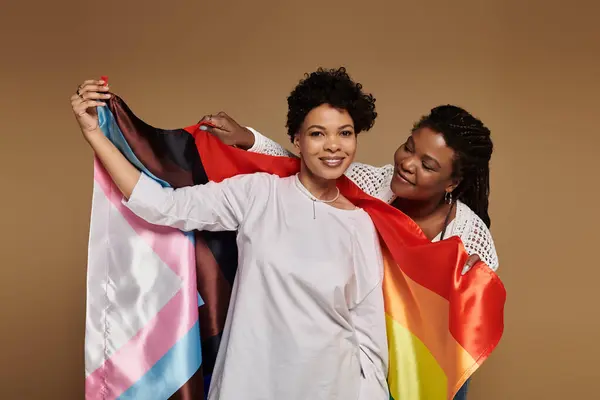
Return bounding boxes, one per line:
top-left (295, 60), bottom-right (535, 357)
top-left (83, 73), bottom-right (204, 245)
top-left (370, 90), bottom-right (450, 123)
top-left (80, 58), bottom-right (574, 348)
top-left (382, 245), bottom-right (477, 398)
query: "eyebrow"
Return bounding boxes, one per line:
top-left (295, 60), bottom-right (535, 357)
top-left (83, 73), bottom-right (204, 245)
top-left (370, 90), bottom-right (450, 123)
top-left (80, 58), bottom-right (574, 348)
top-left (408, 136), bottom-right (442, 168)
top-left (306, 124), bottom-right (355, 130)
top-left (423, 155), bottom-right (442, 169)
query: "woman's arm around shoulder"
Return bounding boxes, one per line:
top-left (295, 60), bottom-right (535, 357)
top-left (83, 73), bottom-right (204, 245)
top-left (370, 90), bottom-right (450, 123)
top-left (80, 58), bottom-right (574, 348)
top-left (248, 128), bottom-right (396, 202)
top-left (455, 202), bottom-right (500, 272)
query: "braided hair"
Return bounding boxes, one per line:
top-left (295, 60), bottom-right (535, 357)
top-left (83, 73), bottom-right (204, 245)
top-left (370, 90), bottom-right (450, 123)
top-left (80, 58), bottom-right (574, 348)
top-left (412, 105), bottom-right (494, 227)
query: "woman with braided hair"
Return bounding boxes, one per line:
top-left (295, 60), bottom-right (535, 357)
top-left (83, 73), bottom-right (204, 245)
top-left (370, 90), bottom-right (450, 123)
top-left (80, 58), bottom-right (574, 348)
top-left (200, 104), bottom-right (498, 399)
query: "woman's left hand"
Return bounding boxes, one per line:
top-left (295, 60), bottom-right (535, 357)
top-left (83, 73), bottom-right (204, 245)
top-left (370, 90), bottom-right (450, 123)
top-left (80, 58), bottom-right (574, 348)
top-left (71, 79), bottom-right (111, 136)
top-left (461, 254), bottom-right (481, 275)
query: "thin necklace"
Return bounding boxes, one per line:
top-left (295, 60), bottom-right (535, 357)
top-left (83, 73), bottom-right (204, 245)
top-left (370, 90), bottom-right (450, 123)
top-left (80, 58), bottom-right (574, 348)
top-left (294, 175), bottom-right (340, 219)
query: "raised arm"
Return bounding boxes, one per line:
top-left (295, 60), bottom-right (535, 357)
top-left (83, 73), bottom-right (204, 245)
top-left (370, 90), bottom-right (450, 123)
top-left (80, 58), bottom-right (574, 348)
top-left (71, 79), bottom-right (140, 199)
top-left (247, 128), bottom-right (397, 201)
top-left (197, 111), bottom-right (296, 157)
top-left (199, 112), bottom-right (397, 203)
top-left (246, 127), bottom-right (296, 157)
top-left (72, 80), bottom-right (257, 233)
top-left (124, 173), bottom-right (258, 232)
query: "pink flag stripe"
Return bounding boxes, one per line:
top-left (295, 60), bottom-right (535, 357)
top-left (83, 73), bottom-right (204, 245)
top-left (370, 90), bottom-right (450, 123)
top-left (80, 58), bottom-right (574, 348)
top-left (85, 290), bottom-right (194, 399)
top-left (94, 159), bottom-right (195, 279)
top-left (85, 163), bottom-right (198, 398)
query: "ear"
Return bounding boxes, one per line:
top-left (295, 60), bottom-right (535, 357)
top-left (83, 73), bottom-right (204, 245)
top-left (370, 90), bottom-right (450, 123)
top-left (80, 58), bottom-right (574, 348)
top-left (293, 133), bottom-right (301, 151)
top-left (445, 177), bottom-right (461, 193)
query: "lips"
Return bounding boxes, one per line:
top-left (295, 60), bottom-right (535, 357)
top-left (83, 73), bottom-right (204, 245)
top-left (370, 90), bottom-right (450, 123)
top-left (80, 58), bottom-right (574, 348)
top-left (319, 157), bottom-right (345, 167)
top-left (394, 169), bottom-right (415, 185)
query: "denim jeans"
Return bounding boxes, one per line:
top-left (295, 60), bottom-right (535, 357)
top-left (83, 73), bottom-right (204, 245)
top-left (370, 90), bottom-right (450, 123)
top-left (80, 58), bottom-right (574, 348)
top-left (453, 378), bottom-right (471, 400)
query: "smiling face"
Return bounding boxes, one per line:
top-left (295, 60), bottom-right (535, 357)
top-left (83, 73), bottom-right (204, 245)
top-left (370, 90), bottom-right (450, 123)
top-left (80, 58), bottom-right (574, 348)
top-left (293, 104), bottom-right (357, 182)
top-left (390, 127), bottom-right (460, 201)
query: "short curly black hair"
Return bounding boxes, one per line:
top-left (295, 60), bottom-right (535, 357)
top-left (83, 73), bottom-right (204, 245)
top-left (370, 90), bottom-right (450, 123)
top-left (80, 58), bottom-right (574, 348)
top-left (285, 67), bottom-right (377, 142)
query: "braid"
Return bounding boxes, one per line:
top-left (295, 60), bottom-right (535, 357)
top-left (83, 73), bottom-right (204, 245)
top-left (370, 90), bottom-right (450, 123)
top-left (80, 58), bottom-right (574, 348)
top-left (413, 105), bottom-right (493, 227)
top-left (457, 164), bottom-right (491, 227)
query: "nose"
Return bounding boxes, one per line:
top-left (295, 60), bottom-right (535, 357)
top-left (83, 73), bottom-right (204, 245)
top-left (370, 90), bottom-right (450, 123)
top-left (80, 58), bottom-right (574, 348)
top-left (324, 136), bottom-right (341, 152)
top-left (399, 155), bottom-right (417, 174)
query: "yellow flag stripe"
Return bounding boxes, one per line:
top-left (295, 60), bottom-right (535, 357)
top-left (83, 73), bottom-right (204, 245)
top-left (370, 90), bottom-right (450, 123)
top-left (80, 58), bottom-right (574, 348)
top-left (386, 314), bottom-right (447, 400)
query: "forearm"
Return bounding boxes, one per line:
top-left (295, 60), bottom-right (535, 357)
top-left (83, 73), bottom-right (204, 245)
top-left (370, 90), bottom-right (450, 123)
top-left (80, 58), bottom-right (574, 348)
top-left (354, 286), bottom-right (388, 372)
top-left (352, 284), bottom-right (389, 396)
top-left (246, 127), bottom-right (297, 158)
top-left (84, 128), bottom-right (140, 199)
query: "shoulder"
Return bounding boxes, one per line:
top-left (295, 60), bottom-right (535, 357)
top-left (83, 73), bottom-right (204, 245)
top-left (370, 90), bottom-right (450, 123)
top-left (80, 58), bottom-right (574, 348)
top-left (344, 162), bottom-right (396, 203)
top-left (452, 201), bottom-right (499, 270)
top-left (217, 172), bottom-right (282, 198)
top-left (351, 209), bottom-right (379, 235)
top-left (345, 162), bottom-right (394, 184)
top-left (222, 171), bottom-right (280, 184)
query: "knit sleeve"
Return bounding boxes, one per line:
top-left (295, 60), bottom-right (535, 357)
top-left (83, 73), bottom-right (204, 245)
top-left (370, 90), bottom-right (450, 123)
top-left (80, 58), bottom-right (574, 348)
top-left (246, 127), bottom-right (295, 157)
top-left (343, 162), bottom-right (396, 204)
top-left (246, 127), bottom-right (396, 203)
top-left (452, 202), bottom-right (500, 270)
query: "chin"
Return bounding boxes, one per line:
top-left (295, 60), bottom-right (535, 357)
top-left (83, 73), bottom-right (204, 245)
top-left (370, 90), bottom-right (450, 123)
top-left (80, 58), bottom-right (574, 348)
top-left (308, 161), bottom-right (351, 181)
top-left (390, 180), bottom-right (418, 199)
top-left (314, 168), bottom-right (346, 180)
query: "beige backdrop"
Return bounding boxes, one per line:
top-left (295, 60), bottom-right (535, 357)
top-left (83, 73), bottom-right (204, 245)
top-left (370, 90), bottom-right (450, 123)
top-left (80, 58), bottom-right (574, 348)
top-left (1, 0), bottom-right (599, 398)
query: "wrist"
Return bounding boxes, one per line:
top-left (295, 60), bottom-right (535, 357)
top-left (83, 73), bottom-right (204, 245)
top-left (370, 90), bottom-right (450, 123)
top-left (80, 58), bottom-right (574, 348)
top-left (82, 126), bottom-right (104, 142)
top-left (237, 127), bottom-right (256, 150)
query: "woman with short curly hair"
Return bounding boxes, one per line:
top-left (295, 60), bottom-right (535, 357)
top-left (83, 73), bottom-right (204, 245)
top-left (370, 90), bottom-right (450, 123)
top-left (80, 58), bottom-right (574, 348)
top-left (71, 67), bottom-right (389, 399)
top-left (204, 96), bottom-right (498, 400)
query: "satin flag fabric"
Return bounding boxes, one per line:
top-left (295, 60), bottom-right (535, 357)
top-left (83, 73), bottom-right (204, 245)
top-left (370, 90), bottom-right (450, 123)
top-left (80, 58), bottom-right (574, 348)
top-left (84, 94), bottom-right (506, 399)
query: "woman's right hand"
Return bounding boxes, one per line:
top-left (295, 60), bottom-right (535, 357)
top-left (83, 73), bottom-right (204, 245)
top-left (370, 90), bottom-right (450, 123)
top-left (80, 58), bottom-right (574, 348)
top-left (70, 79), bottom-right (111, 136)
top-left (198, 111), bottom-right (255, 150)
top-left (461, 254), bottom-right (481, 275)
